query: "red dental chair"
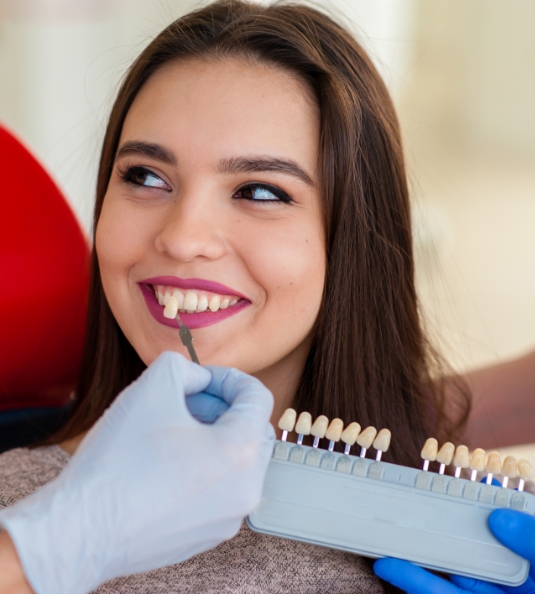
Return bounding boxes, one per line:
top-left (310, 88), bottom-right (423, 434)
top-left (0, 125), bottom-right (89, 453)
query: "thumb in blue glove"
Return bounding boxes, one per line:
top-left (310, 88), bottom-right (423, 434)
top-left (374, 509), bottom-right (535, 594)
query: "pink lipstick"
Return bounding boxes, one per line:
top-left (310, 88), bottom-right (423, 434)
top-left (139, 276), bottom-right (250, 330)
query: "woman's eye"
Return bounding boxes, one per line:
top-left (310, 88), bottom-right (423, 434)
top-left (233, 183), bottom-right (292, 204)
top-left (119, 166), bottom-right (170, 190)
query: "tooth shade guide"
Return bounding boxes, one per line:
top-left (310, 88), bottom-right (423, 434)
top-left (295, 412), bottom-right (312, 445)
top-left (421, 438), bottom-right (438, 470)
top-left (501, 456), bottom-right (518, 489)
top-left (373, 429), bottom-right (391, 461)
top-left (326, 419), bottom-right (344, 452)
top-left (310, 415), bottom-right (329, 448)
top-left (451, 445), bottom-right (470, 479)
top-left (485, 451), bottom-right (502, 485)
top-left (341, 422), bottom-right (361, 455)
top-left (356, 426), bottom-right (377, 459)
top-left (163, 296), bottom-right (179, 319)
top-left (469, 448), bottom-right (486, 481)
top-left (278, 408), bottom-right (297, 431)
top-left (517, 459), bottom-right (535, 492)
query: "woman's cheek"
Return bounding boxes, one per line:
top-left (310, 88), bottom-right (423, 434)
top-left (245, 221), bottom-right (325, 323)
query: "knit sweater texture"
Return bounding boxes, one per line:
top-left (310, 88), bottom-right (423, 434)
top-left (0, 446), bottom-right (384, 593)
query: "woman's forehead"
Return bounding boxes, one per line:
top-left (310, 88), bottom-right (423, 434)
top-left (119, 57), bottom-right (320, 172)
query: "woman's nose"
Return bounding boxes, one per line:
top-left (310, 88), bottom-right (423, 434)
top-left (154, 191), bottom-right (227, 263)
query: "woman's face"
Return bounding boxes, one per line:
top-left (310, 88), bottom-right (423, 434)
top-left (96, 57), bottom-right (325, 411)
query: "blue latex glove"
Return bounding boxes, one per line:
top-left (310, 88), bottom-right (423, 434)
top-left (0, 351), bottom-right (274, 594)
top-left (186, 391), bottom-right (229, 423)
top-left (374, 508), bottom-right (535, 594)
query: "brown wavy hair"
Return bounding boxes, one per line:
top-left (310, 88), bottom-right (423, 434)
top-left (49, 0), bottom-right (469, 471)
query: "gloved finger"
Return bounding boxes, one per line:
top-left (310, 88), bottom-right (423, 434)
top-left (489, 509), bottom-right (535, 564)
top-left (144, 351), bottom-right (212, 396)
top-left (374, 558), bottom-right (462, 594)
top-left (450, 575), bottom-right (505, 594)
top-left (186, 392), bottom-right (229, 424)
top-left (204, 366), bottom-right (274, 432)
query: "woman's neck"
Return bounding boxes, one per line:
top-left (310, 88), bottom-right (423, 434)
top-left (61, 338), bottom-right (311, 455)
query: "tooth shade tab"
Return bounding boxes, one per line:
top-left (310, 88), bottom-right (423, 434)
top-left (502, 456), bottom-right (518, 478)
top-left (325, 419), bottom-right (344, 442)
top-left (278, 408), bottom-right (297, 432)
top-left (436, 442), bottom-right (455, 465)
top-left (486, 451), bottom-right (502, 475)
top-left (163, 296), bottom-right (179, 319)
top-left (373, 429), bottom-right (391, 453)
top-left (470, 448), bottom-right (486, 472)
top-left (453, 445), bottom-right (470, 469)
top-left (421, 438), bottom-right (438, 462)
top-left (357, 427), bottom-right (377, 449)
top-left (341, 422), bottom-right (361, 446)
top-left (295, 412), bottom-right (312, 436)
top-left (310, 416), bottom-right (329, 438)
top-left (518, 459), bottom-right (535, 481)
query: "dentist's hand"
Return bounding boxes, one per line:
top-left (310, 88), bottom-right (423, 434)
top-left (374, 509), bottom-right (535, 594)
top-left (0, 352), bottom-right (275, 594)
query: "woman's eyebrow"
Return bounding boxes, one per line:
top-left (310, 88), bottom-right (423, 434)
top-left (115, 141), bottom-right (177, 165)
top-left (219, 156), bottom-right (315, 186)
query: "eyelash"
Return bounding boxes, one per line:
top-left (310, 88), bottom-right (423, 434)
top-left (117, 164), bottom-right (171, 191)
top-left (116, 164), bottom-right (294, 204)
top-left (232, 182), bottom-right (293, 204)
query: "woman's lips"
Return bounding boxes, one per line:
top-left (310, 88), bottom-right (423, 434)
top-left (139, 282), bottom-right (250, 330)
top-left (140, 276), bottom-right (247, 298)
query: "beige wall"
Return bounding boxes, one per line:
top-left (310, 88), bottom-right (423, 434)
top-left (400, 0), bottom-right (535, 372)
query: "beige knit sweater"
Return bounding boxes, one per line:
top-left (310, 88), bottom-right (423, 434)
top-left (0, 446), bottom-right (384, 593)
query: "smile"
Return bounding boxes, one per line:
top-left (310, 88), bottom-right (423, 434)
top-left (139, 276), bottom-right (250, 330)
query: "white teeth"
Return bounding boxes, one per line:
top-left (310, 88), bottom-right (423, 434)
top-left (163, 296), bottom-right (179, 319)
top-left (156, 285), bottom-right (241, 313)
top-left (208, 295), bottom-right (221, 312)
top-left (197, 295), bottom-right (208, 312)
top-left (172, 290), bottom-right (184, 310)
top-left (184, 291), bottom-right (198, 312)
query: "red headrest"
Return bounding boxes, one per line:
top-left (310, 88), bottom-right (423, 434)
top-left (0, 126), bottom-right (89, 410)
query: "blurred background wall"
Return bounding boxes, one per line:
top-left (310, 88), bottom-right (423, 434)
top-left (1, 0), bottom-right (534, 454)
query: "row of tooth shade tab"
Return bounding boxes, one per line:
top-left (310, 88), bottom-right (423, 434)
top-left (277, 409), bottom-right (391, 461)
top-left (421, 438), bottom-right (535, 491)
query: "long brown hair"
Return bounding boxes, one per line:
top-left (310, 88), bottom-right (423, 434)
top-left (49, 0), bottom-right (469, 470)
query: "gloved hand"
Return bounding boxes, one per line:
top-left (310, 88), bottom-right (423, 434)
top-left (0, 351), bottom-right (274, 594)
top-left (186, 391), bottom-right (229, 423)
top-left (374, 508), bottom-right (535, 594)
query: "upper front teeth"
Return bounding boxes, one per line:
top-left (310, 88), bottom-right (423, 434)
top-left (157, 286), bottom-right (239, 318)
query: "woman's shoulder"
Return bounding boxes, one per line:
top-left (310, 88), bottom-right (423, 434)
top-left (0, 445), bottom-right (70, 509)
top-left (94, 523), bottom-right (384, 594)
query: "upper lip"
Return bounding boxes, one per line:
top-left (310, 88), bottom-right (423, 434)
top-left (139, 276), bottom-right (248, 299)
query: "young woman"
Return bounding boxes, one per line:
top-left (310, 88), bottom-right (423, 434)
top-left (0, 0), bottom-right (469, 592)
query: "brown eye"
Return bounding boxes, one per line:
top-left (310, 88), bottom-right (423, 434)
top-left (233, 183), bottom-right (292, 204)
top-left (120, 166), bottom-right (170, 190)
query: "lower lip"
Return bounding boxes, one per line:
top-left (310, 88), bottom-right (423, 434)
top-left (139, 284), bottom-right (250, 330)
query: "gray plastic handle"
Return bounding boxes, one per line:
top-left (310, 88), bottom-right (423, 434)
top-left (247, 441), bottom-right (533, 586)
